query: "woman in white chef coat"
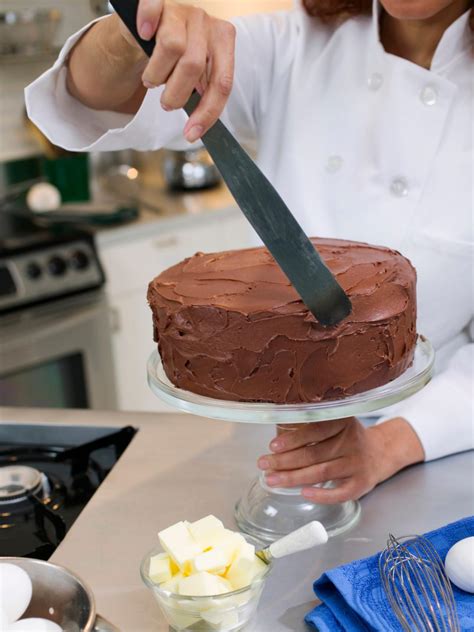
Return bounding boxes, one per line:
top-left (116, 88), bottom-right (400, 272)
top-left (26, 0), bottom-right (473, 504)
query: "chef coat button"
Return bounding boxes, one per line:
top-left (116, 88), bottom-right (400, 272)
top-left (325, 155), bottom-right (343, 173)
top-left (420, 84), bottom-right (438, 106)
top-left (390, 177), bottom-right (409, 197)
top-left (367, 73), bottom-right (383, 91)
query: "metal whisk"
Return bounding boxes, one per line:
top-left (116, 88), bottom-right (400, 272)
top-left (379, 534), bottom-right (460, 632)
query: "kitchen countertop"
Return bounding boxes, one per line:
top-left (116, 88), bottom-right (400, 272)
top-left (1, 406), bottom-right (473, 631)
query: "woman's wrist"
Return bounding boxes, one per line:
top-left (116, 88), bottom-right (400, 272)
top-left (103, 14), bottom-right (148, 72)
top-left (67, 14), bottom-right (147, 111)
top-left (368, 417), bottom-right (425, 483)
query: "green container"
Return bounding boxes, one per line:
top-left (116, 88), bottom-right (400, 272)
top-left (4, 156), bottom-right (42, 187)
top-left (42, 153), bottom-right (90, 203)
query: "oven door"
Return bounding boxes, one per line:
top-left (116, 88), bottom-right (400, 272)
top-left (0, 291), bottom-right (117, 410)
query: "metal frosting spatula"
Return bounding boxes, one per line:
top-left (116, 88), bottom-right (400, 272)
top-left (109, 0), bottom-right (352, 326)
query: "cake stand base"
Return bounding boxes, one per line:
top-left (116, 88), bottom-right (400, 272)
top-left (235, 473), bottom-right (360, 543)
top-left (147, 337), bottom-right (433, 543)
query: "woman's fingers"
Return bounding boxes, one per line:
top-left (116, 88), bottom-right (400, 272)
top-left (184, 20), bottom-right (236, 140)
top-left (269, 418), bottom-right (354, 454)
top-left (135, 1), bottom-right (236, 139)
top-left (301, 479), bottom-right (362, 504)
top-left (142, 5), bottom-right (187, 89)
top-left (265, 457), bottom-right (354, 488)
top-left (137, 0), bottom-right (163, 40)
top-left (259, 431), bottom-right (348, 472)
top-left (161, 8), bottom-right (208, 110)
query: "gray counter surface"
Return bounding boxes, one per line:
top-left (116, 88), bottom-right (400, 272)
top-left (1, 407), bottom-right (472, 631)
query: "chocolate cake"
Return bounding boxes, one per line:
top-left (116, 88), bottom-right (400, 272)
top-left (148, 238), bottom-right (417, 403)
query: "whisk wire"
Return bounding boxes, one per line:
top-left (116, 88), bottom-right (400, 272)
top-left (379, 534), bottom-right (460, 632)
top-left (386, 538), bottom-right (436, 631)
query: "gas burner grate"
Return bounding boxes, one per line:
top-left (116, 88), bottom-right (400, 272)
top-left (0, 425), bottom-right (136, 559)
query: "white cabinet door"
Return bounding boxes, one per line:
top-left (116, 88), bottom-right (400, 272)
top-left (103, 210), bottom-right (252, 412)
top-left (101, 210), bottom-right (251, 298)
top-left (109, 289), bottom-right (173, 412)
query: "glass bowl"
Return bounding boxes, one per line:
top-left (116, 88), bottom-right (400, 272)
top-left (140, 543), bottom-right (271, 632)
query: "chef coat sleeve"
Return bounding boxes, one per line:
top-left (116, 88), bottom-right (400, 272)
top-left (24, 11), bottom-right (300, 153)
top-left (378, 329), bottom-right (474, 462)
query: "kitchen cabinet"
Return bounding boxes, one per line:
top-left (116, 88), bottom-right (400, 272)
top-left (99, 208), bottom-right (252, 411)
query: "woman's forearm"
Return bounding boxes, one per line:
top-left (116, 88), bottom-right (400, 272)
top-left (66, 14), bottom-right (147, 114)
top-left (368, 417), bottom-right (425, 480)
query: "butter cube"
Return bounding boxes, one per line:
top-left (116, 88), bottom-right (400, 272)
top-left (158, 521), bottom-right (201, 570)
top-left (160, 571), bottom-right (184, 594)
top-left (201, 609), bottom-right (239, 628)
top-left (149, 552), bottom-right (173, 584)
top-left (226, 544), bottom-right (266, 590)
top-left (179, 572), bottom-right (233, 597)
top-left (192, 548), bottom-right (231, 575)
top-left (164, 608), bottom-right (197, 629)
top-left (188, 515), bottom-right (225, 550)
top-left (177, 596), bottom-right (216, 614)
top-left (170, 557), bottom-right (179, 574)
top-left (213, 529), bottom-right (246, 562)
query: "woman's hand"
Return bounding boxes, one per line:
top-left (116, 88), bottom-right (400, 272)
top-left (257, 417), bottom-right (425, 503)
top-left (67, 1), bottom-right (235, 132)
top-left (127, 0), bottom-right (235, 141)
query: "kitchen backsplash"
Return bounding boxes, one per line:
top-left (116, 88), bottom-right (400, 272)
top-left (0, 0), bottom-right (96, 162)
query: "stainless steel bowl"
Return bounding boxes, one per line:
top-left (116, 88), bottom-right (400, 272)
top-left (0, 9), bottom-right (61, 56)
top-left (162, 148), bottom-right (221, 191)
top-left (1, 558), bottom-right (118, 631)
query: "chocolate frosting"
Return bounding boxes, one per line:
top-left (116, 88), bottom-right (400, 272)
top-left (148, 238), bottom-right (417, 403)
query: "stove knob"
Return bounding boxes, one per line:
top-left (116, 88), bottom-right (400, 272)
top-left (26, 262), bottom-right (42, 280)
top-left (48, 255), bottom-right (67, 276)
top-left (70, 249), bottom-right (90, 271)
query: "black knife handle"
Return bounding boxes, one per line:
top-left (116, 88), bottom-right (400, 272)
top-left (109, 0), bottom-right (155, 57)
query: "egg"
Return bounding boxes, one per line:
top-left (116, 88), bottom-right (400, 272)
top-left (7, 619), bottom-right (62, 631)
top-left (0, 563), bottom-right (33, 624)
top-left (26, 183), bottom-right (61, 213)
top-left (445, 536), bottom-right (474, 593)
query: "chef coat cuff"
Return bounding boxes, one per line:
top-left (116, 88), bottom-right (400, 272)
top-left (24, 16), bottom-right (195, 153)
top-left (376, 343), bottom-right (474, 462)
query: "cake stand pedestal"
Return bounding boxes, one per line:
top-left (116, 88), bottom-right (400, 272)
top-left (147, 336), bottom-right (434, 543)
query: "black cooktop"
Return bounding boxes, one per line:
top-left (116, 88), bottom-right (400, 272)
top-left (0, 424), bottom-right (136, 559)
top-left (0, 210), bottom-right (84, 256)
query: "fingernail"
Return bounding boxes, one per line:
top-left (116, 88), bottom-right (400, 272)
top-left (161, 102), bottom-right (171, 111)
top-left (143, 80), bottom-right (155, 90)
top-left (186, 125), bottom-right (204, 143)
top-left (139, 21), bottom-right (153, 40)
top-left (266, 474), bottom-right (282, 486)
top-left (258, 457), bottom-right (270, 470)
top-left (270, 439), bottom-right (283, 452)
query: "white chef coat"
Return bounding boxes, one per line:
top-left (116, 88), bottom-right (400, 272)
top-left (25, 0), bottom-right (473, 462)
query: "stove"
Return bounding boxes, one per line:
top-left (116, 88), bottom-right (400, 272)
top-left (0, 211), bottom-right (105, 315)
top-left (0, 210), bottom-right (117, 410)
top-left (0, 424), bottom-right (136, 558)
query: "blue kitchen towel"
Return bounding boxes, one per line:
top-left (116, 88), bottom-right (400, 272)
top-left (305, 516), bottom-right (474, 631)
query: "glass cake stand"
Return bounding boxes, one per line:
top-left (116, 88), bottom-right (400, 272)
top-left (147, 336), bottom-right (434, 542)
